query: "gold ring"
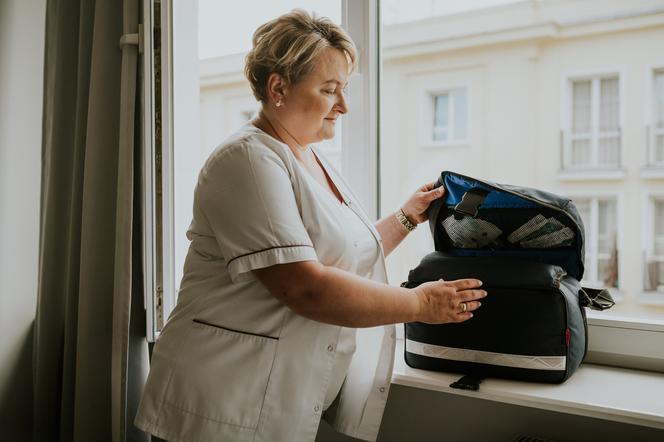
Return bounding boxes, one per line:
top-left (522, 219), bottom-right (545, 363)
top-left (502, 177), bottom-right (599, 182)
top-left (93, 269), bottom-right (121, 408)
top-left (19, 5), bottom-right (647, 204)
top-left (461, 302), bottom-right (467, 313)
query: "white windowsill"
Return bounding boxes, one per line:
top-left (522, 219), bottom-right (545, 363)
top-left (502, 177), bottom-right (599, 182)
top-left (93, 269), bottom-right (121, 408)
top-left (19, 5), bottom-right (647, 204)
top-left (640, 292), bottom-right (664, 306)
top-left (391, 339), bottom-right (664, 430)
top-left (556, 168), bottom-right (626, 181)
top-left (640, 166), bottom-right (664, 179)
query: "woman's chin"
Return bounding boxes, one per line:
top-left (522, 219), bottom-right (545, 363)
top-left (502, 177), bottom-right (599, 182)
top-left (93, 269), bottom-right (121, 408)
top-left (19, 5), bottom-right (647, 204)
top-left (319, 128), bottom-right (336, 141)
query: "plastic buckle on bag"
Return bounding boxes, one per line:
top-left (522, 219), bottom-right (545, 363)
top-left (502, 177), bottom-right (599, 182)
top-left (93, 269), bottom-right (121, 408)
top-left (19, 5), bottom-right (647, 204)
top-left (453, 188), bottom-right (490, 220)
top-left (450, 374), bottom-right (485, 391)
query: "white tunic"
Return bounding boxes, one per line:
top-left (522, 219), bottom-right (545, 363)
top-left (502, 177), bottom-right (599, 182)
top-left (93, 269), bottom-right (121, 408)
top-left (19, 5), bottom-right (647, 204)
top-left (134, 123), bottom-right (396, 442)
top-left (321, 199), bottom-right (379, 410)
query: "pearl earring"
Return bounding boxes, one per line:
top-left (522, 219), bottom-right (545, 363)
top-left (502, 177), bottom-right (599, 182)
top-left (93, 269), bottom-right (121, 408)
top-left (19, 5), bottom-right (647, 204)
top-left (276, 100), bottom-right (282, 108)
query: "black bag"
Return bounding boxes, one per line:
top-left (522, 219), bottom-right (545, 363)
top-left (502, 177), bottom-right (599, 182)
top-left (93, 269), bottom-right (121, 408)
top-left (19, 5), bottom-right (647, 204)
top-left (403, 171), bottom-right (615, 383)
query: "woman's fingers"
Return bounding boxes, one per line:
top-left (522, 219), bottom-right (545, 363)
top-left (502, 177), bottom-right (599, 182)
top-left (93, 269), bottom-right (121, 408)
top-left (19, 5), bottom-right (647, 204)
top-left (420, 181), bottom-right (437, 192)
top-left (424, 186), bottom-right (445, 201)
top-left (455, 299), bottom-right (482, 313)
top-left (458, 289), bottom-right (488, 303)
top-left (443, 278), bottom-right (483, 290)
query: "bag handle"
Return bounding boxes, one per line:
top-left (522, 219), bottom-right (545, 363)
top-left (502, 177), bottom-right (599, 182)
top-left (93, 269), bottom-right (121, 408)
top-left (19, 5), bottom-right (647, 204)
top-left (579, 287), bottom-right (615, 311)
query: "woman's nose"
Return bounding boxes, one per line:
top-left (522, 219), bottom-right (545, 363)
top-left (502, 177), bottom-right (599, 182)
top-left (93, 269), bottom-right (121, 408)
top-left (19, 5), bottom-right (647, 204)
top-left (335, 91), bottom-right (348, 114)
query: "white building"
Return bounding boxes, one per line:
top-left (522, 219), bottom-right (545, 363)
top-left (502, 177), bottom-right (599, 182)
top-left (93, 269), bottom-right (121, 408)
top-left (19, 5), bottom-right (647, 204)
top-left (198, 0), bottom-right (664, 319)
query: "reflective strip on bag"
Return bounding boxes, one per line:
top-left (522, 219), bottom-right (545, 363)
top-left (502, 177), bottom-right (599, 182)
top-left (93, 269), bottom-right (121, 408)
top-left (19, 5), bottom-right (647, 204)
top-left (406, 339), bottom-right (566, 371)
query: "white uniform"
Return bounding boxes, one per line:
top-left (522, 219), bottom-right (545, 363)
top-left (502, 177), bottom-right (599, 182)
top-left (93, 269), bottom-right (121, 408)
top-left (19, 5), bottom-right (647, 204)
top-left (134, 123), bottom-right (396, 442)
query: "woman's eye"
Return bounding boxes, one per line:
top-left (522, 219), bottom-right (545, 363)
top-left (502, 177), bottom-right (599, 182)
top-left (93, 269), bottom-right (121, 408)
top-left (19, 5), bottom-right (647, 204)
top-left (324, 89), bottom-right (336, 95)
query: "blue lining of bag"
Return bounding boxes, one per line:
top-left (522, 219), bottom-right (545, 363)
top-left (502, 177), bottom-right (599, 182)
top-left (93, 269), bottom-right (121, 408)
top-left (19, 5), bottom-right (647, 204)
top-left (443, 173), bottom-right (539, 209)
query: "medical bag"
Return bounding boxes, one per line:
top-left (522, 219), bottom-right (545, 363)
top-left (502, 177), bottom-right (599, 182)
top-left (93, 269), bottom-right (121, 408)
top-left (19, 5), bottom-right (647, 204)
top-left (403, 171), bottom-right (615, 383)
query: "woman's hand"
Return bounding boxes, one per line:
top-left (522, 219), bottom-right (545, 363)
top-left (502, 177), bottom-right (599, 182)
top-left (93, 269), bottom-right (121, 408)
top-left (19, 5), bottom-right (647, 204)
top-left (401, 182), bottom-right (446, 225)
top-left (413, 278), bottom-right (486, 323)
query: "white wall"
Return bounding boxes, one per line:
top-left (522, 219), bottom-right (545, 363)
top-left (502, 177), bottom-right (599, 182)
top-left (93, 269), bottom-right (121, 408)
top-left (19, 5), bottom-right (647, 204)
top-left (0, 0), bottom-right (46, 437)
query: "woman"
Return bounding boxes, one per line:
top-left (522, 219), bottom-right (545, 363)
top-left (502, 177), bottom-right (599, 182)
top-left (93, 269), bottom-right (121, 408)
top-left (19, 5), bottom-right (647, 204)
top-left (135, 10), bottom-right (486, 442)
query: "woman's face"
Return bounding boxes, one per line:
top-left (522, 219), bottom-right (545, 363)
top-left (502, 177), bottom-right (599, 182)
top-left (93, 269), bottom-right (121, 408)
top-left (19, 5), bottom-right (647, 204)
top-left (278, 47), bottom-right (349, 145)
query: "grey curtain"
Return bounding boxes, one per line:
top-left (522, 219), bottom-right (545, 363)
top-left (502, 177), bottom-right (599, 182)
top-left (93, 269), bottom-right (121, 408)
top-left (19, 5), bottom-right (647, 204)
top-left (34, 0), bottom-right (149, 441)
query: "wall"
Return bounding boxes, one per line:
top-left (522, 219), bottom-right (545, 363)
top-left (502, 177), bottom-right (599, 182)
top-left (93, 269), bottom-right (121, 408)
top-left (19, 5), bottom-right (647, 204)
top-left (315, 385), bottom-right (664, 441)
top-left (0, 0), bottom-right (46, 438)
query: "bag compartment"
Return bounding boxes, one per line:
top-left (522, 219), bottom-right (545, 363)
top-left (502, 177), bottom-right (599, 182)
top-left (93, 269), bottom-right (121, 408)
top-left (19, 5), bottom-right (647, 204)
top-left (428, 171), bottom-right (586, 280)
top-left (404, 254), bottom-right (573, 383)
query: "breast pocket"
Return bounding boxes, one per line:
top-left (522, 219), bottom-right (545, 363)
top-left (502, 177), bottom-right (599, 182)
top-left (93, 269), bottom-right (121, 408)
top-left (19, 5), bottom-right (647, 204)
top-left (162, 319), bottom-right (278, 430)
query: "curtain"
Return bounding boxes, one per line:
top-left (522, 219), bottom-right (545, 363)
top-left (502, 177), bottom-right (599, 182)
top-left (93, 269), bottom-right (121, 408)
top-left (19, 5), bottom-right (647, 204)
top-left (33, 0), bottom-right (149, 441)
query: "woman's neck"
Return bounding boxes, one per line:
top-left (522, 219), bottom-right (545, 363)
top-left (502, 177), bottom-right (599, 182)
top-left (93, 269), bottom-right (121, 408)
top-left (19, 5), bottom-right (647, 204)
top-left (253, 110), bottom-right (310, 162)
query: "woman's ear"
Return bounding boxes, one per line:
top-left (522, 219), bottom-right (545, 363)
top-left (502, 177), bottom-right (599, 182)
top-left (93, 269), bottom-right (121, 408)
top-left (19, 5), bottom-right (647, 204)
top-left (266, 73), bottom-right (288, 106)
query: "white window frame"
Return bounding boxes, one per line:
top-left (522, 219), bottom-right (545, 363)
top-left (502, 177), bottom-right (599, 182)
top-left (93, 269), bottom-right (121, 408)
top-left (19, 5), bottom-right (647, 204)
top-left (341, 0), bottom-right (380, 217)
top-left (645, 64), bottom-right (664, 167)
top-left (560, 69), bottom-right (623, 171)
top-left (421, 85), bottom-right (470, 147)
top-left (564, 191), bottom-right (623, 296)
top-left (142, 0), bottom-right (177, 342)
top-left (641, 191), bottom-right (664, 301)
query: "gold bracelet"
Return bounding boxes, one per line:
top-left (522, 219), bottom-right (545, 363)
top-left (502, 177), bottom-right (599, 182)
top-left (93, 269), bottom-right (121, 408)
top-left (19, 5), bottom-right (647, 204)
top-left (395, 208), bottom-right (417, 232)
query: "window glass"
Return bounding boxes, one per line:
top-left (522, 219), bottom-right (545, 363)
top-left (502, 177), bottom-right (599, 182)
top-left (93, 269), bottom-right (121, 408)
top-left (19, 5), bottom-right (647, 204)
top-left (654, 70), bottom-right (664, 163)
top-left (432, 88), bottom-right (467, 143)
top-left (198, 0), bottom-right (342, 170)
top-left (380, 0), bottom-right (663, 323)
top-left (433, 93), bottom-right (449, 142)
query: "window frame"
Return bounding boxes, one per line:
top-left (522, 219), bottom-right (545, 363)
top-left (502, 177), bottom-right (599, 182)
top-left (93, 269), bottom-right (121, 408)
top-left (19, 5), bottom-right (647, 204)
top-left (341, 0), bottom-right (381, 217)
top-left (642, 191), bottom-right (664, 298)
top-left (572, 195), bottom-right (621, 290)
top-left (561, 69), bottom-right (623, 171)
top-left (142, 0), bottom-right (177, 342)
top-left (646, 64), bottom-right (664, 167)
top-left (421, 84), bottom-right (471, 148)
top-left (564, 190), bottom-right (624, 297)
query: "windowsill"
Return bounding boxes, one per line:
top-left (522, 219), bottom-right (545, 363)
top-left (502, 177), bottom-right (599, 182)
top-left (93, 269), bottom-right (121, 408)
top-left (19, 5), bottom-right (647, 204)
top-left (640, 166), bottom-right (664, 179)
top-left (556, 168), bottom-right (626, 181)
top-left (391, 339), bottom-right (664, 430)
top-left (639, 292), bottom-right (664, 306)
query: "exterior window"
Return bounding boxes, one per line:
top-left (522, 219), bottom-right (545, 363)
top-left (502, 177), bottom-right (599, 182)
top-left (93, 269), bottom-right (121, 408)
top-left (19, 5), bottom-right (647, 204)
top-left (566, 76), bottom-right (620, 169)
top-left (574, 197), bottom-right (618, 288)
top-left (652, 70), bottom-right (664, 165)
top-left (645, 199), bottom-right (664, 292)
top-left (432, 88), bottom-right (467, 143)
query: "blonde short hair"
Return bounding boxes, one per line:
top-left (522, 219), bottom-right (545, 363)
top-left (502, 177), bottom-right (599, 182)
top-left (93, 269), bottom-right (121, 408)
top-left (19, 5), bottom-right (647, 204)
top-left (244, 9), bottom-right (358, 103)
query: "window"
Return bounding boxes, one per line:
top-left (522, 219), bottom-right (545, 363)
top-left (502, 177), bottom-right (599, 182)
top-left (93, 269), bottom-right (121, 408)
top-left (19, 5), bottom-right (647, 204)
top-left (644, 198), bottom-right (664, 293)
top-left (153, 0), bottom-right (664, 368)
top-left (650, 69), bottom-right (664, 165)
top-left (564, 75), bottom-right (621, 169)
top-left (573, 197), bottom-right (619, 289)
top-left (431, 88), bottom-right (467, 143)
top-left (155, 0), bottom-right (371, 340)
top-left (377, 0), bottom-right (663, 369)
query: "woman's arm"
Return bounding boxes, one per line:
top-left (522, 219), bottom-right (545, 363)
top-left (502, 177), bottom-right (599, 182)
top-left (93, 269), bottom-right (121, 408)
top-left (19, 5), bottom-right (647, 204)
top-left (253, 260), bottom-right (485, 328)
top-left (375, 183), bottom-right (445, 256)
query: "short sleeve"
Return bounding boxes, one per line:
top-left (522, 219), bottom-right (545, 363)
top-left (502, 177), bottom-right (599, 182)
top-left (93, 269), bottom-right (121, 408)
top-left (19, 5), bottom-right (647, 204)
top-left (196, 142), bottom-right (317, 282)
